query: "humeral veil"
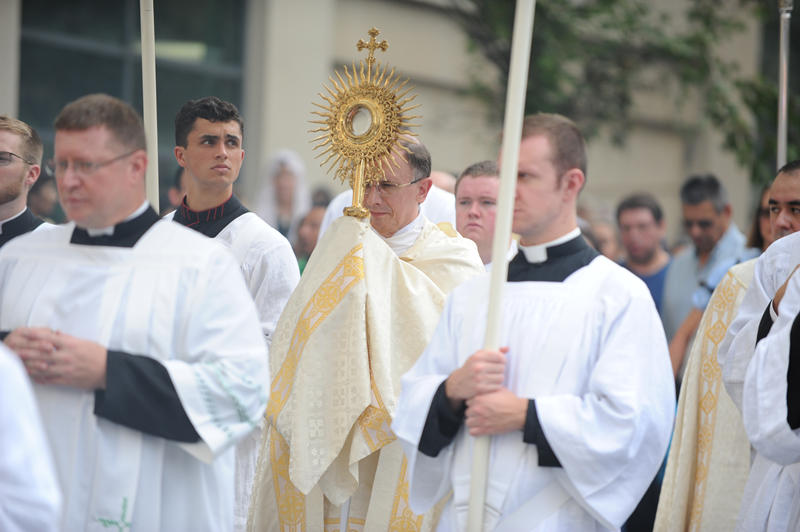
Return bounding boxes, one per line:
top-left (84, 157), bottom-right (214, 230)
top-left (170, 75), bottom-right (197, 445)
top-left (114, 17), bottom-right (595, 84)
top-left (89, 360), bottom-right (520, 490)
top-left (247, 215), bottom-right (484, 531)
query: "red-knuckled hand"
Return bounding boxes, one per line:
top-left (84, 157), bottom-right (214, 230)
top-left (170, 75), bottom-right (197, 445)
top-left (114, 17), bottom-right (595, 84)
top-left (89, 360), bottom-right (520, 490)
top-left (465, 387), bottom-right (528, 436)
top-left (8, 328), bottom-right (107, 389)
top-left (444, 347), bottom-right (509, 411)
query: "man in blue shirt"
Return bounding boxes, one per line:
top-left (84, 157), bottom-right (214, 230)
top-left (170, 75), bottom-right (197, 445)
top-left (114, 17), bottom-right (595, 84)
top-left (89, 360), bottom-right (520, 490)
top-left (662, 175), bottom-right (748, 342)
top-left (617, 193), bottom-right (671, 318)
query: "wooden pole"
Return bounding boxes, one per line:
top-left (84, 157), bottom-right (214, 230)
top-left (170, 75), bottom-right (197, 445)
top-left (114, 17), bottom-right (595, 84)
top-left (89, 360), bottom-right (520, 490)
top-left (467, 1), bottom-right (537, 531)
top-left (778, 0), bottom-right (793, 170)
top-left (140, 0), bottom-right (160, 213)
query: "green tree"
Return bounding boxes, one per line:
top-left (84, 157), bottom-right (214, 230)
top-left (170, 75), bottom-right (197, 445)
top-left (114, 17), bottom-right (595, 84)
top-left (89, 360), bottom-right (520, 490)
top-left (449, 0), bottom-right (797, 185)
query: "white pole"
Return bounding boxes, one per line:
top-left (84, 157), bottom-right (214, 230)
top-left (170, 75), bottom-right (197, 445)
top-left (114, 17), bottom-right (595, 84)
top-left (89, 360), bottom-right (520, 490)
top-left (778, 0), bottom-right (793, 170)
top-left (467, 1), bottom-right (537, 531)
top-left (140, 0), bottom-right (160, 213)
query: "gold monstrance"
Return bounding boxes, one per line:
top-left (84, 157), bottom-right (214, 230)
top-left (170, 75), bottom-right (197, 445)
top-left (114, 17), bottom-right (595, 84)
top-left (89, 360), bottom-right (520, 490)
top-left (310, 28), bottom-right (422, 218)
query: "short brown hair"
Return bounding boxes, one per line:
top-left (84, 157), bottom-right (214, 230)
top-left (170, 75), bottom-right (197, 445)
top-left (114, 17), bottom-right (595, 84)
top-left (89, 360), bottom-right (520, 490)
top-left (455, 160), bottom-right (498, 196)
top-left (54, 94), bottom-right (146, 152)
top-left (398, 136), bottom-right (432, 182)
top-left (521, 113), bottom-right (587, 180)
top-left (0, 115), bottom-right (43, 165)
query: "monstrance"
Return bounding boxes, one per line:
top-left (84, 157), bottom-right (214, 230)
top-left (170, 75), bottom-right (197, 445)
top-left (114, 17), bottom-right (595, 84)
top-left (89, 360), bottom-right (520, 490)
top-left (309, 28), bottom-right (422, 218)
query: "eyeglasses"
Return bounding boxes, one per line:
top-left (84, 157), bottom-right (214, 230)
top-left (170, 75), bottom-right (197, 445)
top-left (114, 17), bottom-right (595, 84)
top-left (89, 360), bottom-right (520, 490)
top-left (45, 151), bottom-right (137, 178)
top-left (0, 151), bottom-right (34, 166)
top-left (682, 219), bottom-right (714, 230)
top-left (364, 177), bottom-right (424, 197)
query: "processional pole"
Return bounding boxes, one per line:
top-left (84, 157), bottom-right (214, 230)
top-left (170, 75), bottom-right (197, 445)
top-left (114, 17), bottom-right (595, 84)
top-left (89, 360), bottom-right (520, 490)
top-left (778, 0), bottom-right (793, 170)
top-left (140, 0), bottom-right (160, 213)
top-left (467, 1), bottom-right (537, 531)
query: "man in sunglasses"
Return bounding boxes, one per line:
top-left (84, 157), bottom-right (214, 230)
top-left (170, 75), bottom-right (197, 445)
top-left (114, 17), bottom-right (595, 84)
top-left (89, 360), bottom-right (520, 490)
top-left (662, 174), bottom-right (749, 349)
top-left (0, 94), bottom-right (268, 532)
top-left (0, 115), bottom-right (49, 247)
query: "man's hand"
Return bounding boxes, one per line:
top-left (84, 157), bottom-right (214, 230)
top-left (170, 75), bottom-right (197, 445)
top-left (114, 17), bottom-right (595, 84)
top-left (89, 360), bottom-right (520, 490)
top-left (774, 264), bottom-right (800, 316)
top-left (464, 387), bottom-right (528, 436)
top-left (445, 347), bottom-right (508, 411)
top-left (5, 327), bottom-right (107, 389)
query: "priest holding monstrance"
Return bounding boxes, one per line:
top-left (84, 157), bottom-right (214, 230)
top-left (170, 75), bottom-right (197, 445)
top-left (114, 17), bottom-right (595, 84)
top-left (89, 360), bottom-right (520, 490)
top-left (247, 29), bottom-right (484, 531)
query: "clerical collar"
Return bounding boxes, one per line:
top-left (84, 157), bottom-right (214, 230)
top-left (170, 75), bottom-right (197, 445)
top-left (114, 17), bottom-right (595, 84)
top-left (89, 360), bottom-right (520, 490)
top-left (507, 230), bottom-right (599, 283)
top-left (70, 202), bottom-right (160, 248)
top-left (373, 210), bottom-right (425, 256)
top-left (0, 207), bottom-right (45, 247)
top-left (0, 207), bottom-right (28, 234)
top-left (518, 228), bottom-right (582, 264)
top-left (85, 201), bottom-right (150, 237)
top-left (173, 192), bottom-right (249, 238)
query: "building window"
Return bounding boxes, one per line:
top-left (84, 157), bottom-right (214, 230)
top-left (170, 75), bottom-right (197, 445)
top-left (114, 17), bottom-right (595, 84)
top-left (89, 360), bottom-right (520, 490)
top-left (20, 0), bottom-right (245, 213)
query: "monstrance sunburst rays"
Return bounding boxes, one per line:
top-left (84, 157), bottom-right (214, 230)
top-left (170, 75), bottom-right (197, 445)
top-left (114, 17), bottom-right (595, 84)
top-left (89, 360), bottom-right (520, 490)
top-left (308, 27), bottom-right (422, 218)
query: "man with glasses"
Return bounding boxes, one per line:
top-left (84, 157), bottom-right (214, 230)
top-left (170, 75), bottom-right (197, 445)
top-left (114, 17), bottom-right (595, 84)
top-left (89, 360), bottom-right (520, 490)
top-left (0, 94), bottom-right (268, 532)
top-left (0, 115), bottom-right (49, 247)
top-left (662, 175), bottom-right (748, 347)
top-left (248, 136), bottom-right (484, 531)
top-left (169, 96), bottom-right (299, 532)
top-left (316, 160), bottom-right (457, 242)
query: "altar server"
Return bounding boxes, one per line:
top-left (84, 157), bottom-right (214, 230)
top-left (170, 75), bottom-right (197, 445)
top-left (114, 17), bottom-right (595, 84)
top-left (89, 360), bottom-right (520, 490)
top-left (1, 94), bottom-right (268, 532)
top-left (392, 113), bottom-right (675, 532)
top-left (170, 96), bottom-right (300, 531)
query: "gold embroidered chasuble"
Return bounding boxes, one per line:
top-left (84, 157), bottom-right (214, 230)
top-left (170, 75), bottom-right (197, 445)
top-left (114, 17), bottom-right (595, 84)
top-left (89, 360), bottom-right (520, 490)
top-left (654, 260), bottom-right (754, 532)
top-left (247, 215), bottom-right (484, 532)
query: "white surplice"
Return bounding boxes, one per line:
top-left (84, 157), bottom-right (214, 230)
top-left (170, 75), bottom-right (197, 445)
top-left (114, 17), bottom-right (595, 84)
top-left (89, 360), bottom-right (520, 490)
top-left (0, 343), bottom-right (61, 532)
top-left (731, 252), bottom-right (800, 530)
top-left (0, 220), bottom-right (268, 532)
top-left (166, 209), bottom-right (300, 531)
top-left (718, 232), bottom-right (800, 414)
top-left (392, 256), bottom-right (675, 532)
top-left (203, 212), bottom-right (299, 532)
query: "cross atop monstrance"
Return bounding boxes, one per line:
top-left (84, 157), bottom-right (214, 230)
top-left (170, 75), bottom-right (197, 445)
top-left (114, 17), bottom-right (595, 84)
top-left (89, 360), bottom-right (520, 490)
top-left (357, 28), bottom-right (388, 69)
top-left (309, 27), bottom-right (421, 219)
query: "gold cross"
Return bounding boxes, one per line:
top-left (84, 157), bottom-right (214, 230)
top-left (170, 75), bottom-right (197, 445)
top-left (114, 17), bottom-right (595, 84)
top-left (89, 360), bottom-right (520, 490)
top-left (357, 28), bottom-right (388, 68)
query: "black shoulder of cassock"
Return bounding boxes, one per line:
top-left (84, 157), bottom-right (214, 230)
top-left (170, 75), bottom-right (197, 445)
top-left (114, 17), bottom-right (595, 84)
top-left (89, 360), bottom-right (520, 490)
top-left (172, 193), bottom-right (249, 238)
top-left (0, 209), bottom-right (45, 248)
top-left (754, 303), bottom-right (800, 430)
top-left (71, 207), bottom-right (160, 247)
top-left (418, 235), bottom-right (598, 463)
top-left (95, 351), bottom-right (200, 442)
top-left (787, 312), bottom-right (800, 430)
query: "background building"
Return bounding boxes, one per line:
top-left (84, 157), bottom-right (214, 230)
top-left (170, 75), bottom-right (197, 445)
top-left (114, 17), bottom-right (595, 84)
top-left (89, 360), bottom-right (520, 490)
top-left (0, 0), bottom-right (782, 244)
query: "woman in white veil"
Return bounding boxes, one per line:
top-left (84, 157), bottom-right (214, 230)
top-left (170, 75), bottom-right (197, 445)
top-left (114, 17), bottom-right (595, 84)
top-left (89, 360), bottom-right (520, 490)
top-left (254, 149), bottom-right (311, 242)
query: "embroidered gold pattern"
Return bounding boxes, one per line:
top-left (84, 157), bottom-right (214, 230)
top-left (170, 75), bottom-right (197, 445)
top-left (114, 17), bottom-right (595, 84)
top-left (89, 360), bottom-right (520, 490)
top-left (269, 244), bottom-right (366, 531)
top-left (388, 456), bottom-right (425, 532)
top-left (687, 272), bottom-right (743, 531)
top-left (357, 371), bottom-right (397, 453)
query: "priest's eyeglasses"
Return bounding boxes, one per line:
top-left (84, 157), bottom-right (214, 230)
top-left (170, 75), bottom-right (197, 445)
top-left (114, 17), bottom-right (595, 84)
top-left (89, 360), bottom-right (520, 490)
top-left (364, 177), bottom-right (424, 197)
top-left (0, 151), bottom-right (34, 166)
top-left (45, 151), bottom-right (137, 178)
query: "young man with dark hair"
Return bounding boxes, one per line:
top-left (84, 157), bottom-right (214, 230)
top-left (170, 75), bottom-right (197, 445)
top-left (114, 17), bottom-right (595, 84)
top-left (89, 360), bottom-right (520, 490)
top-left (0, 115), bottom-right (48, 246)
top-left (0, 93), bottom-right (268, 531)
top-left (170, 96), bottom-right (299, 531)
top-left (617, 193), bottom-right (671, 317)
top-left (392, 113), bottom-right (674, 531)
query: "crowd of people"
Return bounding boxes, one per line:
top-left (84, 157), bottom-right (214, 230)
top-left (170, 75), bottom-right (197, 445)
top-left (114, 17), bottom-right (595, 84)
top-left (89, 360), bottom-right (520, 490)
top-left (0, 92), bottom-right (799, 532)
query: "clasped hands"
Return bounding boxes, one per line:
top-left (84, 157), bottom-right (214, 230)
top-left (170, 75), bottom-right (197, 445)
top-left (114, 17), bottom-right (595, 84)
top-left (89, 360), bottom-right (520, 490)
top-left (444, 347), bottom-right (527, 437)
top-left (4, 327), bottom-right (107, 389)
